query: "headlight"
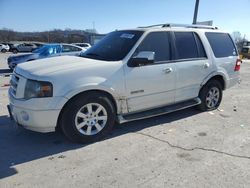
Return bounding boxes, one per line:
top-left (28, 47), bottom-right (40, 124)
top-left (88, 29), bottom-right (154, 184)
top-left (24, 79), bottom-right (53, 99)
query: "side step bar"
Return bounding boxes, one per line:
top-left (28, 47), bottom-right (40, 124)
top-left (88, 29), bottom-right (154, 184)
top-left (117, 98), bottom-right (201, 124)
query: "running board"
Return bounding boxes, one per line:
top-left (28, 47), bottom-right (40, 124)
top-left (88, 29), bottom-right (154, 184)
top-left (117, 98), bottom-right (201, 124)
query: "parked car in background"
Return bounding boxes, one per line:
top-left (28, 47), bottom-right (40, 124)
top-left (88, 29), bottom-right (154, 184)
top-left (2, 43), bottom-right (16, 52)
top-left (72, 43), bottom-right (91, 49)
top-left (7, 43), bottom-right (86, 69)
top-left (10, 43), bottom-right (39, 53)
top-left (243, 41), bottom-right (250, 47)
top-left (241, 46), bottom-right (250, 59)
top-left (0, 43), bottom-right (10, 53)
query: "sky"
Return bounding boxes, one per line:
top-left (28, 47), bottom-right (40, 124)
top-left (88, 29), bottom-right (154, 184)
top-left (0, 0), bottom-right (249, 39)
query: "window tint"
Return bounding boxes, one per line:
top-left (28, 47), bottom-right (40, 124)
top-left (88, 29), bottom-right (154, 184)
top-left (62, 45), bottom-right (70, 53)
top-left (25, 44), bottom-right (33, 47)
top-left (64, 45), bottom-right (83, 52)
top-left (174, 32), bottom-right (199, 59)
top-left (194, 33), bottom-right (207, 58)
top-left (206, 33), bottom-right (237, 58)
top-left (70, 46), bottom-right (82, 51)
top-left (135, 32), bottom-right (170, 62)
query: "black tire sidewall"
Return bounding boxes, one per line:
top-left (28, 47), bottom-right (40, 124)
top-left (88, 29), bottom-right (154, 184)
top-left (61, 93), bottom-right (115, 143)
top-left (199, 80), bottom-right (222, 111)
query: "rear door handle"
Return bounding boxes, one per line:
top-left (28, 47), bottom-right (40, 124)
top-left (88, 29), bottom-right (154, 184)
top-left (163, 67), bottom-right (173, 74)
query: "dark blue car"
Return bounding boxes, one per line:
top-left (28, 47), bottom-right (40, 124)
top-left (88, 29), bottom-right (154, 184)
top-left (7, 43), bottom-right (85, 70)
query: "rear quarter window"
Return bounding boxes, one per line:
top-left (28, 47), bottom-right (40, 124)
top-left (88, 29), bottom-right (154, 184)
top-left (205, 32), bottom-right (237, 58)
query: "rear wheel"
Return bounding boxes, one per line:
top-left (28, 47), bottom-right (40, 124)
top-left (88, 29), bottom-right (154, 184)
top-left (12, 49), bottom-right (18, 54)
top-left (60, 92), bottom-right (116, 143)
top-left (197, 80), bottom-right (222, 111)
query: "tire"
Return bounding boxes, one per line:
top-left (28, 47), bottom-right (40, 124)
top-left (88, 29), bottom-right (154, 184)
top-left (1, 49), bottom-right (7, 53)
top-left (12, 49), bottom-right (18, 54)
top-left (60, 92), bottom-right (116, 143)
top-left (197, 80), bottom-right (222, 111)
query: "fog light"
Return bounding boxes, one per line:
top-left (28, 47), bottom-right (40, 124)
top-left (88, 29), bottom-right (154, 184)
top-left (20, 111), bottom-right (29, 121)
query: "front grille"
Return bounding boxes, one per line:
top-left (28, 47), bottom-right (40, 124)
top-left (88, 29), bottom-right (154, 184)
top-left (10, 73), bottom-right (20, 96)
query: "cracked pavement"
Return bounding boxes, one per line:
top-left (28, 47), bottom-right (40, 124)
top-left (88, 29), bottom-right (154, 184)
top-left (1, 53), bottom-right (250, 188)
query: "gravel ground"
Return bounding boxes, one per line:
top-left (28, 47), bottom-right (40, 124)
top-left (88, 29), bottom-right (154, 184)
top-left (1, 53), bottom-right (250, 188)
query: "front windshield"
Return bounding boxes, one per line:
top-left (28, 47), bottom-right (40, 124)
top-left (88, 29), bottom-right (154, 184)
top-left (81, 30), bottom-right (143, 61)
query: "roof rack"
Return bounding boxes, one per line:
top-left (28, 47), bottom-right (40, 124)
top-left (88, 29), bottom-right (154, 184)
top-left (138, 23), bottom-right (218, 30)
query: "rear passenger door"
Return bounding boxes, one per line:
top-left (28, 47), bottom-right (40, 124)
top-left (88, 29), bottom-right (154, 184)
top-left (173, 31), bottom-right (211, 102)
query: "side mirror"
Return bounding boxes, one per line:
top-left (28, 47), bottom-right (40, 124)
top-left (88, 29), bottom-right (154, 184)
top-left (128, 51), bottom-right (155, 67)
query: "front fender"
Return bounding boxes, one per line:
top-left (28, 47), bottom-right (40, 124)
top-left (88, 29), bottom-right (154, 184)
top-left (56, 76), bottom-right (127, 114)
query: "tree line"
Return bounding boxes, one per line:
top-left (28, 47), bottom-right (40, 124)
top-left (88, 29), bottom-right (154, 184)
top-left (0, 28), bottom-right (98, 43)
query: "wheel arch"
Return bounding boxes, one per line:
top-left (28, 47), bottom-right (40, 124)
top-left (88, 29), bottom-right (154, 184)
top-left (208, 75), bottom-right (225, 90)
top-left (201, 73), bottom-right (227, 90)
top-left (56, 89), bottom-right (120, 130)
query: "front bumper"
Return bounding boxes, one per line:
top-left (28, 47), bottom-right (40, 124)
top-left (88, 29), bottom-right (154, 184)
top-left (8, 90), bottom-right (68, 133)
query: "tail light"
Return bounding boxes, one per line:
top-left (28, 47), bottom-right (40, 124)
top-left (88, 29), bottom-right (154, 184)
top-left (234, 59), bottom-right (242, 71)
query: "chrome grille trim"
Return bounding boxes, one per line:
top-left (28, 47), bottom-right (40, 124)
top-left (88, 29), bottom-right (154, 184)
top-left (9, 72), bottom-right (26, 99)
top-left (10, 74), bottom-right (20, 97)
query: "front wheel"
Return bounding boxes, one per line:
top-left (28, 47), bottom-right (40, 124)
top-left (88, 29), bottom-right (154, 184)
top-left (1, 49), bottom-right (7, 53)
top-left (197, 80), bottom-right (222, 111)
top-left (60, 92), bottom-right (116, 143)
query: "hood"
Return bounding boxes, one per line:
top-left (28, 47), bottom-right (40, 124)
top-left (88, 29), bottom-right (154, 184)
top-left (15, 56), bottom-right (120, 79)
top-left (8, 53), bottom-right (38, 64)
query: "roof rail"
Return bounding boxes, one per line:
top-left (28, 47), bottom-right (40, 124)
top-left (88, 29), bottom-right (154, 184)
top-left (138, 23), bottom-right (218, 30)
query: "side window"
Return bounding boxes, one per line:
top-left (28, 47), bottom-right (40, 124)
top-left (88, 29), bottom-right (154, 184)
top-left (62, 45), bottom-right (71, 53)
top-left (205, 32), bottom-right (237, 58)
top-left (174, 32), bottom-right (201, 59)
top-left (63, 45), bottom-right (81, 52)
top-left (135, 32), bottom-right (171, 62)
top-left (70, 46), bottom-right (82, 52)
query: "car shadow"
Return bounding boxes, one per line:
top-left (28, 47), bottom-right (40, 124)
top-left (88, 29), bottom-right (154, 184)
top-left (0, 107), bottom-right (200, 179)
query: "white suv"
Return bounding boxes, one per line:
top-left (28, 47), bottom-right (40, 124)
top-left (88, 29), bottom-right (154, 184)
top-left (8, 24), bottom-right (241, 143)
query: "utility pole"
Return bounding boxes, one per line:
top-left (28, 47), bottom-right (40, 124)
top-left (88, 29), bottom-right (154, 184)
top-left (193, 0), bottom-right (200, 24)
top-left (47, 31), bottom-right (50, 43)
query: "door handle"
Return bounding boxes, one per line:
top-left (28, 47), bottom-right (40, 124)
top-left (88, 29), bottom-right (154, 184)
top-left (163, 67), bottom-right (173, 74)
top-left (204, 62), bottom-right (210, 68)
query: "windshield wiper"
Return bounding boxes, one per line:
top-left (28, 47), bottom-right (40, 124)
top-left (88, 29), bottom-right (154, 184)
top-left (82, 52), bottom-right (107, 60)
top-left (85, 53), bottom-right (101, 57)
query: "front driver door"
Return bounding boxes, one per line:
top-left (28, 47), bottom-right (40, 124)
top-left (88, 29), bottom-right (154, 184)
top-left (124, 31), bottom-right (176, 113)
